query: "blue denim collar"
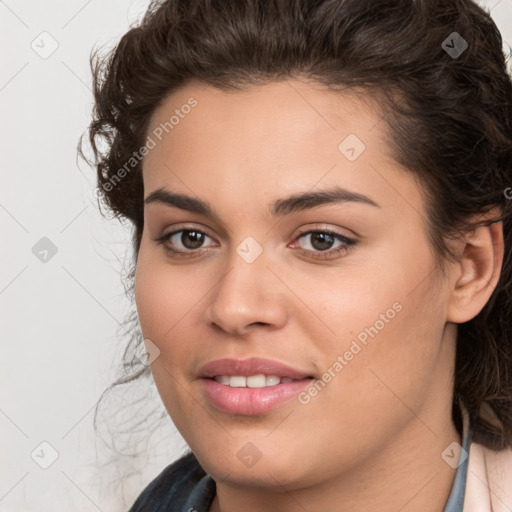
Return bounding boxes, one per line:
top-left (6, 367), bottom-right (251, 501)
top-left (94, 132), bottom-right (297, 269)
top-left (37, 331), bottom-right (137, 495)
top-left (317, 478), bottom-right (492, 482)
top-left (443, 401), bottom-right (471, 512)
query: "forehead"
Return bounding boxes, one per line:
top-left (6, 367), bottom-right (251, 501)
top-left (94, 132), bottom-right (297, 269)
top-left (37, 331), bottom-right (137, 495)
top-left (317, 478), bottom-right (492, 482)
top-left (142, 79), bottom-right (424, 218)
top-left (146, 79), bottom-right (382, 151)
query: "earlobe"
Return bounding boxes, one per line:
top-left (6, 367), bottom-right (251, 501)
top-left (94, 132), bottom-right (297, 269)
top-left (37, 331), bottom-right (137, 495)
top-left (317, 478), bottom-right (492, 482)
top-left (447, 215), bottom-right (504, 324)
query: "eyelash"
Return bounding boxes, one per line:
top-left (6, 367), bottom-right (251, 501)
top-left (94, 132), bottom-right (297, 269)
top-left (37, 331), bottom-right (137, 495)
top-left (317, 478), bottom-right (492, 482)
top-left (153, 226), bottom-right (357, 261)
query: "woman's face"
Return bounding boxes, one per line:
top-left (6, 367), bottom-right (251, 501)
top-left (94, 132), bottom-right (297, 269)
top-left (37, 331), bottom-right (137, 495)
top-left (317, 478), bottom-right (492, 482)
top-left (135, 79), bottom-right (458, 489)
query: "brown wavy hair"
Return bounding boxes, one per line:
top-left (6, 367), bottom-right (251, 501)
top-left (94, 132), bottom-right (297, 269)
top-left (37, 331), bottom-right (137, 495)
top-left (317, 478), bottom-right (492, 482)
top-left (81, 0), bottom-right (512, 450)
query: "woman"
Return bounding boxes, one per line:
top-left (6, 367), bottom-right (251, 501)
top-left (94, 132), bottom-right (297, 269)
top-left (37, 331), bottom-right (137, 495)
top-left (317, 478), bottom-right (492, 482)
top-left (84, 0), bottom-right (512, 510)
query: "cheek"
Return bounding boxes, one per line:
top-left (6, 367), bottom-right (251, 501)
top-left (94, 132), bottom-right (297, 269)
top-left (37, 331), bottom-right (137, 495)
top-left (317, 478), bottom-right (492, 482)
top-left (134, 250), bottom-right (199, 418)
top-left (134, 250), bottom-right (200, 398)
top-left (134, 243), bottom-right (201, 341)
top-left (317, 272), bottom-right (447, 425)
top-left (304, 239), bottom-right (447, 403)
top-left (286, 285), bottom-right (448, 479)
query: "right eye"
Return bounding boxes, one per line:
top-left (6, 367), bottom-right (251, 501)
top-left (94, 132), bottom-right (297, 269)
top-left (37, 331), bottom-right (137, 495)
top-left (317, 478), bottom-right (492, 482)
top-left (154, 227), bottom-right (218, 257)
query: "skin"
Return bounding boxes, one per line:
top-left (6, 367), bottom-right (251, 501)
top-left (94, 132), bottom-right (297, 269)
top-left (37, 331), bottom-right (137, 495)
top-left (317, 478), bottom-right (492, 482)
top-left (134, 78), bottom-right (504, 512)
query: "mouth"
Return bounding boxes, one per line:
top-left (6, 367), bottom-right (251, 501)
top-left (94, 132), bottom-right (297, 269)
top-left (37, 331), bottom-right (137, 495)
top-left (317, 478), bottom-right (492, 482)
top-left (212, 374), bottom-right (298, 387)
top-left (199, 358), bottom-right (315, 415)
top-left (199, 357), bottom-right (314, 380)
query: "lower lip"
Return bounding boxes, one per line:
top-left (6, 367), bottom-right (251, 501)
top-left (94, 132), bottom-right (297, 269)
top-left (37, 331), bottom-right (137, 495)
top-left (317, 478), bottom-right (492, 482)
top-left (201, 378), bottom-right (313, 415)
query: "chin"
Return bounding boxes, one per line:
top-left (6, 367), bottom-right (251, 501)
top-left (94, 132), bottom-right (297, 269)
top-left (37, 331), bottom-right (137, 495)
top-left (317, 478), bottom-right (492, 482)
top-left (195, 441), bottom-right (314, 489)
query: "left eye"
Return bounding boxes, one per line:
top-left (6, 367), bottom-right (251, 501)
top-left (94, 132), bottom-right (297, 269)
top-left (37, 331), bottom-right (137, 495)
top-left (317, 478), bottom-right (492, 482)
top-left (293, 230), bottom-right (356, 253)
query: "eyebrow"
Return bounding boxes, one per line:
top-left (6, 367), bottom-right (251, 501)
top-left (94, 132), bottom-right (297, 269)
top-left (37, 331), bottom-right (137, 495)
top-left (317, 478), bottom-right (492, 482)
top-left (144, 185), bottom-right (380, 217)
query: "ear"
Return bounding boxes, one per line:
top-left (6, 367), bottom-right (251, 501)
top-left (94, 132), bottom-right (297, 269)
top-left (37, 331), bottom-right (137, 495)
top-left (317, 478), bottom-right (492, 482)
top-left (447, 210), bottom-right (504, 324)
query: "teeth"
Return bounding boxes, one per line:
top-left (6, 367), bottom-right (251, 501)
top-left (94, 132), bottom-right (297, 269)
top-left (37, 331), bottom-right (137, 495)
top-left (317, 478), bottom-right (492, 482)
top-left (265, 375), bottom-right (280, 386)
top-left (247, 375), bottom-right (267, 388)
top-left (229, 376), bottom-right (247, 387)
top-left (213, 374), bottom-right (290, 387)
top-left (214, 375), bottom-right (230, 385)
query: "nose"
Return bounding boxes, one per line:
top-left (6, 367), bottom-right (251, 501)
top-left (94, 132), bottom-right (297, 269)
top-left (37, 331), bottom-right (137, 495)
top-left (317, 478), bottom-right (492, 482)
top-left (205, 247), bottom-right (289, 337)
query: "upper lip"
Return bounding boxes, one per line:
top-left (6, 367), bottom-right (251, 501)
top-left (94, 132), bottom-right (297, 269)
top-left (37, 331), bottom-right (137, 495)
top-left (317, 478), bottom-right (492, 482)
top-left (199, 357), bottom-right (313, 380)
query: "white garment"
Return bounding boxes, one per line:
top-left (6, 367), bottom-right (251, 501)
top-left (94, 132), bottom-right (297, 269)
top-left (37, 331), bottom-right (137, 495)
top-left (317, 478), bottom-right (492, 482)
top-left (462, 405), bottom-right (512, 511)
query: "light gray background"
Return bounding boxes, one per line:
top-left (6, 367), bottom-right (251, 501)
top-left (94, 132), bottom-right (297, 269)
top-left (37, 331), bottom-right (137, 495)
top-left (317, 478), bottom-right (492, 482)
top-left (1, 1), bottom-right (511, 510)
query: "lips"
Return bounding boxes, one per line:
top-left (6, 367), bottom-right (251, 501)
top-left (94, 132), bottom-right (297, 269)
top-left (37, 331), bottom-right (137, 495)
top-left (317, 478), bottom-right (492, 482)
top-left (199, 357), bottom-right (315, 415)
top-left (199, 357), bottom-right (313, 380)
